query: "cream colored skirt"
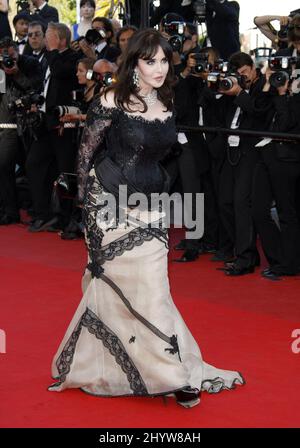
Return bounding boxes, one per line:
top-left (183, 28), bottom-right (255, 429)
top-left (48, 170), bottom-right (245, 399)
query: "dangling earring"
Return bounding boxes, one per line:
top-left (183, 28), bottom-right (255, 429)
top-left (132, 69), bottom-right (139, 88)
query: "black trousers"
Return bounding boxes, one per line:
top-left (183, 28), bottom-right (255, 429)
top-left (219, 147), bottom-right (259, 268)
top-left (0, 129), bottom-right (19, 218)
top-left (26, 128), bottom-right (77, 222)
top-left (177, 142), bottom-right (219, 249)
top-left (252, 148), bottom-right (300, 274)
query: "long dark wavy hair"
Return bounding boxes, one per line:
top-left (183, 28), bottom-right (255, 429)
top-left (104, 28), bottom-right (175, 113)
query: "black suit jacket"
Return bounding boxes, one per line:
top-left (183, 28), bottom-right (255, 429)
top-left (205, 0), bottom-right (240, 60)
top-left (30, 3), bottom-right (59, 28)
top-left (27, 47), bottom-right (49, 79)
top-left (204, 73), bottom-right (273, 166)
top-left (96, 44), bottom-right (121, 63)
top-left (22, 42), bottom-right (33, 56)
top-left (175, 73), bottom-right (211, 174)
top-left (44, 48), bottom-right (80, 128)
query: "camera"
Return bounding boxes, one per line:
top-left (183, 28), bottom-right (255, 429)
top-left (211, 59), bottom-right (229, 72)
top-left (268, 56), bottom-right (298, 88)
top-left (8, 91), bottom-right (45, 113)
top-left (54, 105), bottom-right (82, 118)
top-left (278, 8), bottom-right (300, 40)
top-left (193, 0), bottom-right (206, 23)
top-left (0, 54), bottom-right (15, 69)
top-left (207, 71), bottom-right (247, 91)
top-left (164, 21), bottom-right (186, 53)
top-left (191, 53), bottom-right (210, 74)
top-left (54, 90), bottom-right (84, 118)
top-left (77, 29), bottom-right (106, 46)
top-left (8, 91), bottom-right (45, 139)
top-left (86, 70), bottom-right (115, 87)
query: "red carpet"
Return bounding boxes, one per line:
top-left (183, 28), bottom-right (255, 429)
top-left (0, 223), bottom-right (300, 428)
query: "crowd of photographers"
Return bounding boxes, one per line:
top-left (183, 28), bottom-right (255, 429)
top-left (0, 0), bottom-right (300, 280)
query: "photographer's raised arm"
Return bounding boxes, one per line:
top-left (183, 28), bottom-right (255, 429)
top-left (254, 15), bottom-right (290, 46)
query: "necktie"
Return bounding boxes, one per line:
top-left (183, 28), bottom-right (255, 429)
top-left (16, 40), bottom-right (26, 45)
top-left (35, 8), bottom-right (40, 13)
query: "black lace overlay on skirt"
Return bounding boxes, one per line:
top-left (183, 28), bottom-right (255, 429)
top-left (49, 307), bottom-right (148, 396)
top-left (82, 173), bottom-right (169, 278)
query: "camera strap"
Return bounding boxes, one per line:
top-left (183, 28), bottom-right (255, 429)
top-left (228, 106), bottom-right (241, 147)
top-left (40, 67), bottom-right (51, 112)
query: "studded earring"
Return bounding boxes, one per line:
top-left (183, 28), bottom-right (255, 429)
top-left (132, 69), bottom-right (139, 88)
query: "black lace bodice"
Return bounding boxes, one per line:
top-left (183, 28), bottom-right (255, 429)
top-left (77, 96), bottom-right (177, 202)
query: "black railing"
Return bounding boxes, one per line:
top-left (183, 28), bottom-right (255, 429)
top-left (177, 125), bottom-right (300, 142)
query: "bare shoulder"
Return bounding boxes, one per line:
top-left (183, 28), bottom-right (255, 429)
top-left (100, 89), bottom-right (117, 109)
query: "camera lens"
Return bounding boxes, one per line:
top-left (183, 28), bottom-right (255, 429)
top-left (269, 71), bottom-right (290, 88)
top-left (168, 36), bottom-right (182, 53)
top-left (219, 77), bottom-right (234, 91)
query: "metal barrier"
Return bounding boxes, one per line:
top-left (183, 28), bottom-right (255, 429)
top-left (1, 122), bottom-right (300, 142)
top-left (177, 125), bottom-right (300, 142)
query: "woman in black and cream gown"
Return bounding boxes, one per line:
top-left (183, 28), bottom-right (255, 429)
top-left (48, 29), bottom-right (245, 408)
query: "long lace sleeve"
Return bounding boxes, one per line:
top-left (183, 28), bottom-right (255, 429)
top-left (77, 97), bottom-right (114, 203)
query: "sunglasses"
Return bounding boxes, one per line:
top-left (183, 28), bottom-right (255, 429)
top-left (28, 31), bottom-right (43, 38)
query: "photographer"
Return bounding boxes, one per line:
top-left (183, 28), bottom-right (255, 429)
top-left (159, 13), bottom-right (194, 75)
top-left (252, 66), bottom-right (300, 280)
top-left (205, 0), bottom-right (240, 60)
top-left (0, 37), bottom-right (42, 225)
top-left (92, 16), bottom-right (121, 63)
top-left (26, 22), bottom-right (81, 232)
top-left (72, 17), bottom-right (121, 64)
top-left (276, 14), bottom-right (300, 58)
top-left (58, 57), bottom-right (117, 240)
top-left (254, 10), bottom-right (300, 51)
top-left (174, 47), bottom-right (221, 261)
top-left (215, 52), bottom-right (272, 275)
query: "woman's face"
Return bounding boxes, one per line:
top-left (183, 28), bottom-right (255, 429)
top-left (80, 3), bottom-right (95, 20)
top-left (76, 62), bottom-right (88, 84)
top-left (136, 46), bottom-right (169, 90)
top-left (119, 29), bottom-right (135, 52)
